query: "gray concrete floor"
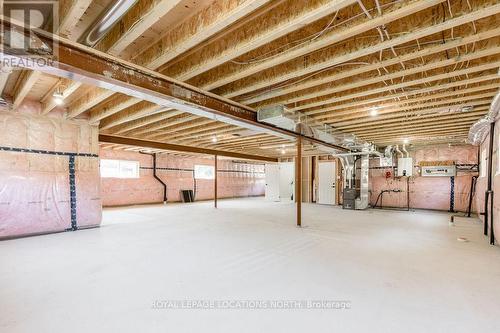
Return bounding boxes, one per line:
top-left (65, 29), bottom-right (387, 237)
top-left (1, 198), bottom-right (500, 332)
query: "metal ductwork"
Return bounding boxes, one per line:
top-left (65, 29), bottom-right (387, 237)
top-left (334, 145), bottom-right (382, 210)
top-left (468, 90), bottom-right (500, 145)
top-left (79, 0), bottom-right (138, 47)
top-left (258, 105), bottom-right (369, 151)
top-left (395, 145), bottom-right (403, 158)
top-left (401, 144), bottom-right (409, 158)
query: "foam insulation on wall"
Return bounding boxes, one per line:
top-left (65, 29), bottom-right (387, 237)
top-left (0, 102), bottom-right (101, 239)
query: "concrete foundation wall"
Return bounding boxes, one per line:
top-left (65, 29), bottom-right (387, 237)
top-left (0, 102), bottom-right (101, 239)
top-left (100, 149), bottom-right (265, 206)
top-left (369, 145), bottom-right (478, 212)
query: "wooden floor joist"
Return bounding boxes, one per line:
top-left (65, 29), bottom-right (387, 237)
top-left (170, 0), bottom-right (358, 81)
top-left (2, 0), bottom-right (499, 148)
top-left (0, 18), bottom-right (347, 152)
top-left (95, 0), bottom-right (184, 56)
top-left (201, 0), bottom-right (444, 91)
top-left (222, 2), bottom-right (500, 99)
top-left (241, 26), bottom-right (500, 106)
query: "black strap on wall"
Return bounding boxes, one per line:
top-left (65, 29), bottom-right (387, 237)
top-left (68, 155), bottom-right (77, 230)
top-left (449, 176), bottom-right (455, 213)
top-left (0, 146), bottom-right (98, 232)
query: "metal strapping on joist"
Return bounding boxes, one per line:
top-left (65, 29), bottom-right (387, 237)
top-left (0, 146), bottom-right (98, 231)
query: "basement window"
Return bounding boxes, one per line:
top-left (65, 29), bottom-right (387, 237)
top-left (100, 159), bottom-right (140, 178)
top-left (194, 165), bottom-right (215, 179)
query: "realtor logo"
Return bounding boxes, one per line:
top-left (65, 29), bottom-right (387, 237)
top-left (0, 0), bottom-right (58, 69)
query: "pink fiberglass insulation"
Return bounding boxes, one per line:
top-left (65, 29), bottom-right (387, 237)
top-left (100, 149), bottom-right (265, 206)
top-left (370, 145), bottom-right (478, 212)
top-left (475, 122), bottom-right (500, 243)
top-left (0, 103), bottom-right (101, 239)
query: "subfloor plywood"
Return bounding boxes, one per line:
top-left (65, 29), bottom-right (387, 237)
top-left (1, 198), bottom-right (500, 332)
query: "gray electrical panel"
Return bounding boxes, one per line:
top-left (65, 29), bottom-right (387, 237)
top-left (421, 165), bottom-right (456, 177)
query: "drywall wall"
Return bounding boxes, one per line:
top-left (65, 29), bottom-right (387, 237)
top-left (369, 145), bottom-right (478, 212)
top-left (100, 149), bottom-right (265, 206)
top-left (0, 101), bottom-right (101, 239)
top-left (475, 120), bottom-right (499, 244)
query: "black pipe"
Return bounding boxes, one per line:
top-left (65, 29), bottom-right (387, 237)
top-left (140, 152), bottom-right (167, 204)
top-left (467, 176), bottom-right (477, 218)
top-left (490, 191), bottom-right (495, 245)
top-left (407, 177), bottom-right (410, 211)
top-left (484, 122), bottom-right (495, 237)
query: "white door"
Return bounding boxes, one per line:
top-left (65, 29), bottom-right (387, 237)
top-left (318, 161), bottom-right (336, 205)
top-left (265, 164), bottom-right (280, 201)
top-left (279, 162), bottom-right (295, 202)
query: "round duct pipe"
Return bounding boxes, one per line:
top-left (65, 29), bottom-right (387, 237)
top-left (468, 91), bottom-right (500, 145)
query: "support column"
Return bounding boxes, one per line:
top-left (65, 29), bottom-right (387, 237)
top-left (214, 154), bottom-right (218, 208)
top-left (296, 138), bottom-right (302, 227)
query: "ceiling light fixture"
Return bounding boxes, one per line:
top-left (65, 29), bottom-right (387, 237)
top-left (211, 135), bottom-right (218, 143)
top-left (53, 90), bottom-right (64, 105)
top-left (281, 149), bottom-right (286, 155)
top-left (403, 138), bottom-right (409, 144)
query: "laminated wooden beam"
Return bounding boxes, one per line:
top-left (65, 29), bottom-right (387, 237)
top-left (99, 134), bottom-right (278, 162)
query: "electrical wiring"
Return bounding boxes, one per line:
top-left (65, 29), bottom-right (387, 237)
top-left (230, 0), bottom-right (405, 66)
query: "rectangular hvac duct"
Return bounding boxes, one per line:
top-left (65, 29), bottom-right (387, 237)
top-left (257, 105), bottom-right (297, 131)
top-left (257, 105), bottom-right (365, 150)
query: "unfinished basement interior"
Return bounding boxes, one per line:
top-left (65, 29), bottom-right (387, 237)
top-left (1, 0), bottom-right (500, 331)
